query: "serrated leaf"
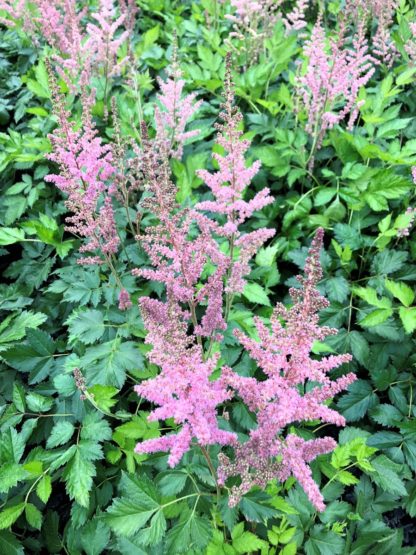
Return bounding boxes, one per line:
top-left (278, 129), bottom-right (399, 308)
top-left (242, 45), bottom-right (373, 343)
top-left (0, 464), bottom-right (27, 493)
top-left (233, 530), bottom-right (268, 553)
top-left (67, 310), bottom-right (105, 345)
top-left (304, 525), bottom-right (344, 555)
top-left (25, 503), bottom-right (42, 530)
top-left (166, 512), bottom-right (212, 553)
top-left (80, 340), bottom-right (142, 387)
top-left (242, 283), bottom-right (271, 306)
top-left (371, 455), bottom-right (407, 496)
top-left (337, 380), bottom-right (378, 421)
top-left (239, 492), bottom-right (277, 523)
top-left (0, 504), bottom-right (25, 529)
top-left (0, 227), bottom-right (25, 245)
top-left (0, 530), bottom-right (24, 555)
top-left (105, 474), bottom-right (161, 537)
top-left (369, 404), bottom-right (402, 427)
top-left (359, 308), bottom-right (393, 327)
top-left (385, 279), bottom-right (415, 307)
top-left (46, 421), bottom-right (75, 448)
top-left (36, 475), bottom-right (52, 503)
top-left (399, 307), bottom-right (416, 333)
top-left (80, 520), bottom-right (111, 555)
top-left (63, 448), bottom-right (96, 507)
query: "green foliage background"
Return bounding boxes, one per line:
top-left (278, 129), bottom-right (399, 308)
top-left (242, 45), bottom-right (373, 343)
top-left (0, 0), bottom-right (416, 553)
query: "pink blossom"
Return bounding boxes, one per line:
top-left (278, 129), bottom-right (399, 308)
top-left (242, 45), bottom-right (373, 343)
top-left (155, 59), bottom-right (202, 159)
top-left (45, 68), bottom-right (119, 264)
top-left (118, 288), bottom-right (132, 310)
top-left (218, 228), bottom-right (356, 511)
top-left (298, 18), bottom-right (375, 156)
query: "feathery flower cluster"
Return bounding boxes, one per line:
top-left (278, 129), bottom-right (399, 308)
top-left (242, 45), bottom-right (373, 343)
top-left (196, 56), bottom-right (275, 293)
top-left (298, 18), bottom-right (375, 156)
top-left (45, 67), bottom-right (119, 265)
top-left (405, 23), bottom-right (416, 65)
top-left (345, 0), bottom-right (398, 66)
top-left (225, 0), bottom-right (310, 64)
top-left (155, 51), bottom-right (202, 159)
top-left (133, 60), bottom-right (275, 466)
top-left (134, 298), bottom-right (237, 467)
top-left (218, 228), bottom-right (355, 511)
top-left (0, 0), bottom-right (133, 86)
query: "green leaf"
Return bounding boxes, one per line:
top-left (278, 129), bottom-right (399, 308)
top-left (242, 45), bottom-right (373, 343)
top-left (385, 279), bottom-right (415, 307)
top-left (3, 329), bottom-right (55, 383)
top-left (81, 413), bottom-right (112, 443)
top-left (26, 392), bottom-right (53, 412)
top-left (233, 530), bottom-right (268, 553)
top-left (0, 504), bottom-right (25, 530)
top-left (0, 227), bottom-right (25, 245)
top-left (63, 448), bottom-right (96, 508)
top-left (239, 492), bottom-right (277, 523)
top-left (87, 385), bottom-right (118, 412)
top-left (25, 503), bottom-right (42, 530)
top-left (398, 307), bottom-right (416, 333)
top-left (371, 455), bottom-right (407, 496)
top-left (0, 530), bottom-right (24, 555)
top-left (67, 310), bottom-right (105, 345)
top-left (337, 380), bottom-right (378, 421)
top-left (0, 464), bottom-right (27, 493)
top-left (367, 431), bottom-right (402, 448)
top-left (255, 245), bottom-right (279, 267)
top-left (36, 475), bottom-right (52, 504)
top-left (369, 404), bottom-right (402, 427)
top-left (242, 283), bottom-right (271, 306)
top-left (80, 520), bottom-right (111, 555)
top-left (359, 308), bottom-right (393, 327)
top-left (12, 383), bottom-right (25, 412)
top-left (80, 340), bottom-right (142, 387)
top-left (0, 311), bottom-right (47, 348)
top-left (46, 421), bottom-right (75, 448)
top-left (166, 511), bottom-right (212, 553)
top-left (105, 474), bottom-right (161, 537)
top-left (157, 472), bottom-right (187, 496)
top-left (304, 525), bottom-right (344, 555)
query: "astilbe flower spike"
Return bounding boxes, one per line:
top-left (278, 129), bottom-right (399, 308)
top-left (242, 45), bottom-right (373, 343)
top-left (218, 228), bottom-right (356, 511)
top-left (154, 42), bottom-right (202, 159)
top-left (45, 65), bottom-right (119, 265)
top-left (298, 18), bottom-right (375, 161)
top-left (133, 60), bottom-right (275, 466)
top-left (196, 54), bottom-right (275, 294)
top-left (345, 0), bottom-right (398, 66)
top-left (0, 0), bottom-right (134, 87)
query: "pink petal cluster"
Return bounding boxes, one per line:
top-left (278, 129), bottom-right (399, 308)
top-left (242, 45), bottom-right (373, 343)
top-left (298, 18), bottom-right (375, 153)
top-left (0, 0), bottom-right (134, 86)
top-left (405, 23), bottom-right (416, 65)
top-left (45, 70), bottom-right (119, 264)
top-left (133, 64), bottom-right (275, 465)
top-left (155, 62), bottom-right (202, 159)
top-left (284, 0), bottom-right (310, 33)
top-left (134, 298), bottom-right (237, 467)
top-left (345, 0), bottom-right (398, 67)
top-left (218, 228), bottom-right (355, 511)
top-left (85, 0), bottom-right (130, 78)
top-left (196, 58), bottom-right (275, 293)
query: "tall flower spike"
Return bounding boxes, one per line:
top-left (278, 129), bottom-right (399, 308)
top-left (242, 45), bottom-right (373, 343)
top-left (218, 228), bottom-right (356, 511)
top-left (196, 54), bottom-right (275, 293)
top-left (298, 18), bottom-right (375, 160)
top-left (154, 39), bottom-right (202, 159)
top-left (45, 63), bottom-right (119, 264)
